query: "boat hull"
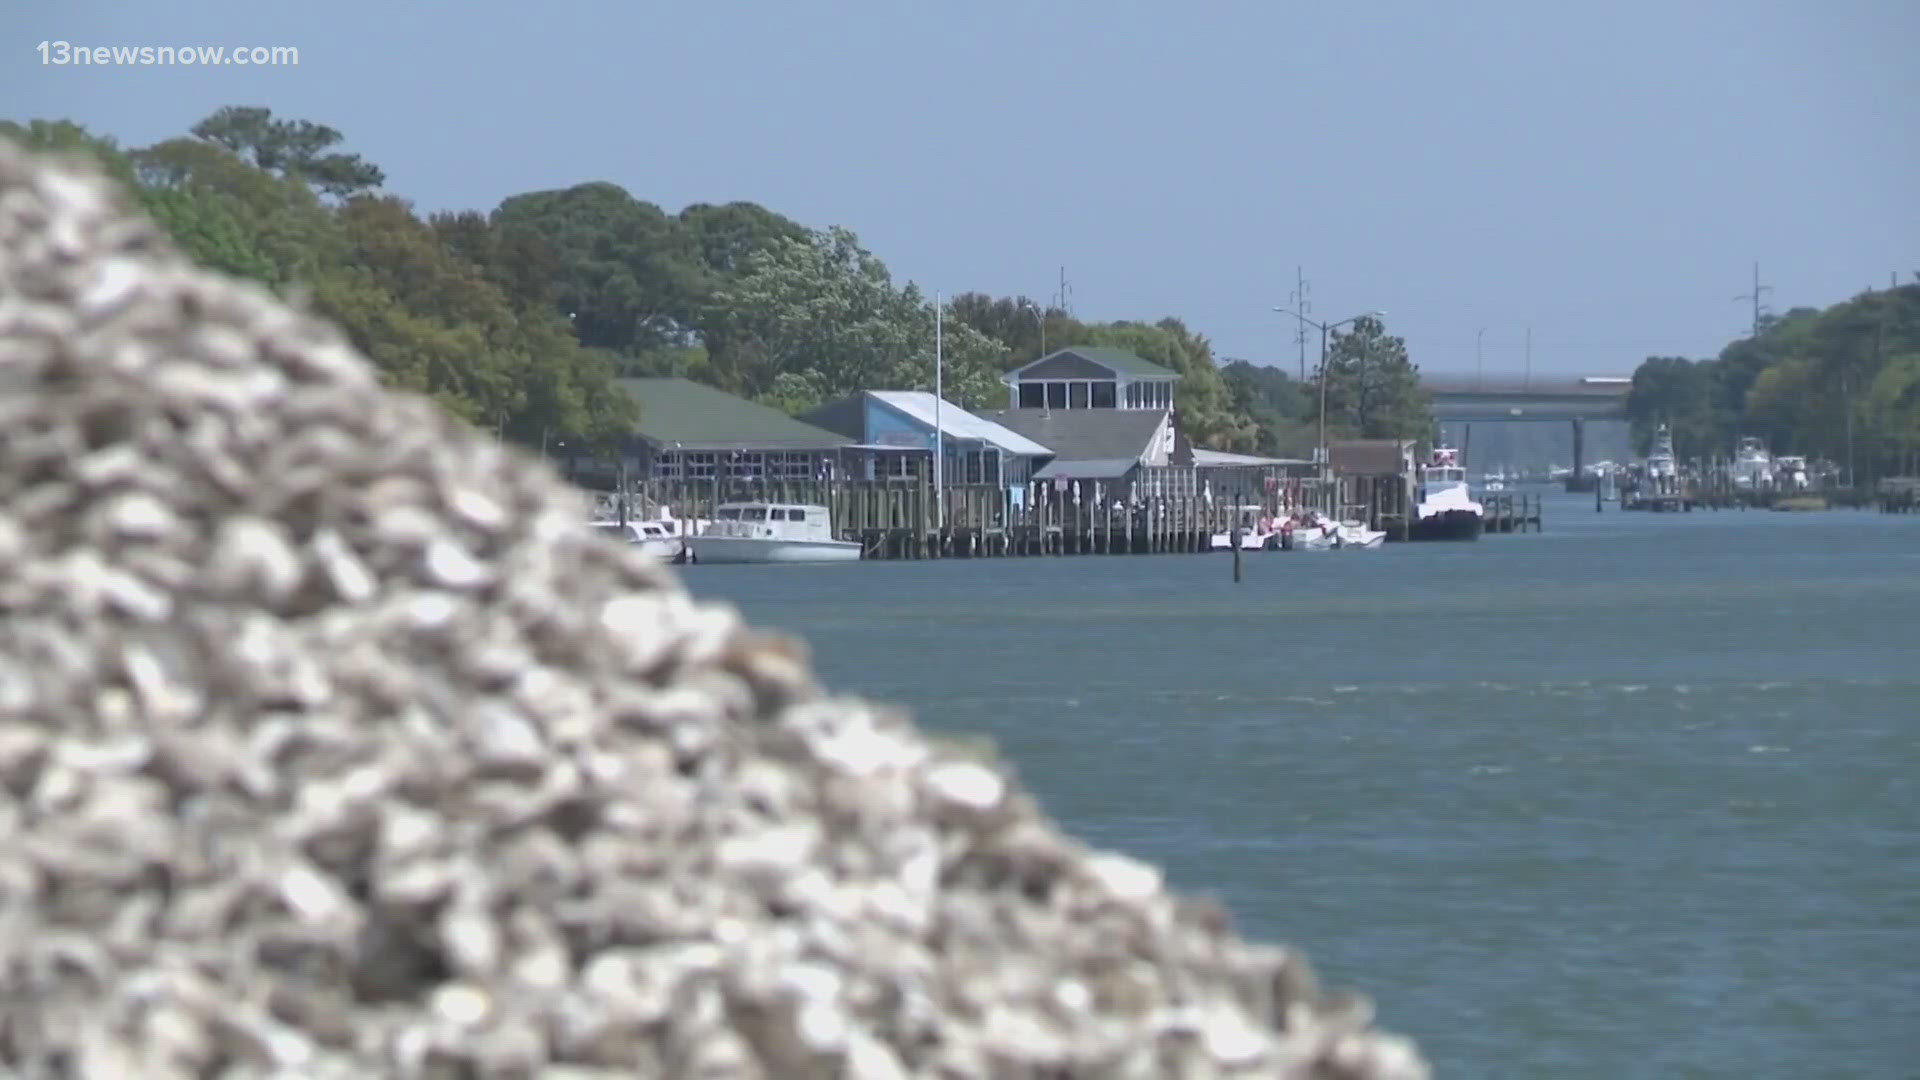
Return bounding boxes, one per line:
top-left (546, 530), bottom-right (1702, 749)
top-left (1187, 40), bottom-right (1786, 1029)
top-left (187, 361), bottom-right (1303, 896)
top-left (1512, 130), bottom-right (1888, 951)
top-left (687, 536), bottom-right (863, 564)
top-left (1408, 509), bottom-right (1484, 541)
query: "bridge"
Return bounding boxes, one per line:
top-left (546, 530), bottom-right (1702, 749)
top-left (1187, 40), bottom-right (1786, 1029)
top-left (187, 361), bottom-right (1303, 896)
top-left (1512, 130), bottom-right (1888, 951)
top-left (1420, 372), bottom-right (1632, 422)
top-left (1419, 372), bottom-right (1634, 483)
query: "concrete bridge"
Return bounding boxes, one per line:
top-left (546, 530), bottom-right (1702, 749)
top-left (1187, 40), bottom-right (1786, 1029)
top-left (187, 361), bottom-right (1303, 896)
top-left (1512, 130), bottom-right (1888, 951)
top-left (1420, 371), bottom-right (1634, 481)
top-left (1420, 372), bottom-right (1632, 422)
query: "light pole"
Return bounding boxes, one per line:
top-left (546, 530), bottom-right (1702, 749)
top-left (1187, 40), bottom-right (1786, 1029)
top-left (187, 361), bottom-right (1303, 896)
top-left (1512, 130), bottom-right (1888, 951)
top-left (1021, 297), bottom-right (1046, 357)
top-left (1272, 307), bottom-right (1385, 479)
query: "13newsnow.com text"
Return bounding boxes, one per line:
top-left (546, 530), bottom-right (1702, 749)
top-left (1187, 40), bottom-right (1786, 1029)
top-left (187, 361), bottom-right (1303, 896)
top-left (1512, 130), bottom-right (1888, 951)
top-left (36, 42), bottom-right (300, 67)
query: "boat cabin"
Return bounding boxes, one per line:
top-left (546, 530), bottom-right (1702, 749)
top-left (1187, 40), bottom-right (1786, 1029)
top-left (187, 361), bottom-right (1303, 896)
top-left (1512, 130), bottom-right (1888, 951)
top-left (592, 520), bottom-right (677, 544)
top-left (703, 502), bottom-right (838, 541)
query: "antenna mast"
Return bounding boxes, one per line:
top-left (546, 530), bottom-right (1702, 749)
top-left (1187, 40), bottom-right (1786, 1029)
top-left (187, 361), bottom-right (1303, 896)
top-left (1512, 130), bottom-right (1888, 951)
top-left (1055, 266), bottom-right (1073, 318)
top-left (1734, 261), bottom-right (1773, 337)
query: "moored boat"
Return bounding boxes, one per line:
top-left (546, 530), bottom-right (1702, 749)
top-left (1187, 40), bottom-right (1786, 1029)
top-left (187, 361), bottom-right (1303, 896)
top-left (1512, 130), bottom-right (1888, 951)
top-left (1410, 446), bottom-right (1484, 541)
top-left (687, 502), bottom-right (863, 564)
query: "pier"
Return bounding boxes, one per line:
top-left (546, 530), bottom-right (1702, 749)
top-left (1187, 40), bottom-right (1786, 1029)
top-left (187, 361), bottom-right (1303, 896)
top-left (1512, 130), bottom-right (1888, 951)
top-left (591, 473), bottom-right (1543, 560)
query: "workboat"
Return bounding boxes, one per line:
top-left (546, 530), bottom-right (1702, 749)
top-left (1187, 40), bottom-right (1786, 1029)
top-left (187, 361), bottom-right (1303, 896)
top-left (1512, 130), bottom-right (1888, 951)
top-left (1209, 504), bottom-right (1285, 551)
top-left (1411, 446), bottom-right (1484, 540)
top-left (686, 502), bottom-right (863, 564)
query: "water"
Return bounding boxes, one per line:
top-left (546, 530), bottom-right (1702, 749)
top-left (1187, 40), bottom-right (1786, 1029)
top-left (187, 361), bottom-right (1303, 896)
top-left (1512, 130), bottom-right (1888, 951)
top-left (680, 493), bottom-right (1920, 1077)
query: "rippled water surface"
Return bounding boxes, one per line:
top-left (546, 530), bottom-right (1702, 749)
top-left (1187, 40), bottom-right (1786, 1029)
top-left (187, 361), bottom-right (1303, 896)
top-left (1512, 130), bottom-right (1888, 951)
top-left (682, 494), bottom-right (1920, 1077)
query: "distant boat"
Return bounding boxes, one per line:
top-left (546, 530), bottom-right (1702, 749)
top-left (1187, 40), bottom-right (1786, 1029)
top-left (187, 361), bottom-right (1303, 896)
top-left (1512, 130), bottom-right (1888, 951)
top-left (687, 502), bottom-right (863, 564)
top-left (1731, 436), bottom-right (1773, 490)
top-left (1411, 446), bottom-right (1484, 540)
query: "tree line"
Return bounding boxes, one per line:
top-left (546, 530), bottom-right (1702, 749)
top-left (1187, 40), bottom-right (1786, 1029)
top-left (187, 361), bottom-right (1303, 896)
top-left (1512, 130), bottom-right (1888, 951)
top-left (2, 108), bottom-right (1433, 458)
top-left (1627, 282), bottom-right (1920, 481)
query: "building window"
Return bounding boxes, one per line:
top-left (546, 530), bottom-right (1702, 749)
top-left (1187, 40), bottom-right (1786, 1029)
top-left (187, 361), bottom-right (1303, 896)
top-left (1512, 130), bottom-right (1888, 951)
top-left (1046, 382), bottom-right (1067, 410)
top-left (1091, 381), bottom-right (1116, 408)
top-left (685, 452), bottom-right (717, 478)
top-left (1018, 382), bottom-right (1045, 408)
top-left (1069, 382), bottom-right (1089, 408)
top-left (964, 452), bottom-right (984, 484)
top-left (653, 451), bottom-right (682, 479)
top-left (780, 452), bottom-right (814, 478)
top-left (1125, 383), bottom-right (1139, 408)
top-left (728, 452), bottom-right (765, 478)
top-left (982, 452), bottom-right (1002, 486)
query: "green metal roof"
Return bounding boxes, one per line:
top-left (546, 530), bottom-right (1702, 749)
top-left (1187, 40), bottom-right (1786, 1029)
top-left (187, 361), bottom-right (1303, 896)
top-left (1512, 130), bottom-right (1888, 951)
top-left (1010, 347), bottom-right (1178, 380)
top-left (615, 378), bottom-right (852, 451)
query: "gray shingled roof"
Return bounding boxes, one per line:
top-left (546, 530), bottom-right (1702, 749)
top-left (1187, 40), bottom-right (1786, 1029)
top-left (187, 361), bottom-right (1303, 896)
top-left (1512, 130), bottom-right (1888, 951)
top-left (1008, 347), bottom-right (1178, 380)
top-left (615, 378), bottom-right (851, 451)
top-left (987, 408), bottom-right (1166, 464)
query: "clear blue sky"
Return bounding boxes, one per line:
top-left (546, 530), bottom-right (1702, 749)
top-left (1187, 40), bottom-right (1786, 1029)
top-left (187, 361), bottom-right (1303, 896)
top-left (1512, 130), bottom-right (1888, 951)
top-left (9, 0), bottom-right (1916, 376)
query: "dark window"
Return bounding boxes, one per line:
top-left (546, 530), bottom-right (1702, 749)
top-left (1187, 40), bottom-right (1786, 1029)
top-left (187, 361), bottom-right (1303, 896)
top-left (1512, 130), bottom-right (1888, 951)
top-left (1091, 382), bottom-right (1116, 408)
top-left (1018, 382), bottom-right (1045, 408)
top-left (1125, 383), bottom-right (1139, 407)
top-left (1069, 383), bottom-right (1089, 408)
top-left (965, 452), bottom-right (983, 484)
top-left (982, 452), bottom-right (1002, 485)
top-left (1046, 382), bottom-right (1067, 409)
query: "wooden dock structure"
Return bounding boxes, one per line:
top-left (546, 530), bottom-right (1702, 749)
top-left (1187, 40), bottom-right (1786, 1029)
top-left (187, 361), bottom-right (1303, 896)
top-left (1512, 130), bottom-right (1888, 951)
top-left (591, 470), bottom-right (1543, 560)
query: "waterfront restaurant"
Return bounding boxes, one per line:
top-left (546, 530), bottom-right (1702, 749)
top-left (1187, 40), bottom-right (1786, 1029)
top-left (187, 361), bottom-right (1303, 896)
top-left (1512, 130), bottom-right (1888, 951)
top-left (800, 389), bottom-right (1054, 505)
top-left (558, 376), bottom-right (854, 488)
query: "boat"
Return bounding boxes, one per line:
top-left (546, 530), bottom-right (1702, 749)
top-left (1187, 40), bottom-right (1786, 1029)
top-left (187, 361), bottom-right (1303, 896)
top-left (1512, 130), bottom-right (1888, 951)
top-left (1644, 423), bottom-right (1680, 494)
top-left (1774, 455), bottom-right (1810, 490)
top-left (1482, 478), bottom-right (1506, 493)
top-left (1209, 504), bottom-right (1285, 551)
top-left (686, 502), bottom-right (863, 564)
top-left (591, 518), bottom-right (690, 562)
top-left (1410, 446), bottom-right (1484, 541)
top-left (1291, 511), bottom-right (1386, 550)
top-left (1730, 436), bottom-right (1773, 490)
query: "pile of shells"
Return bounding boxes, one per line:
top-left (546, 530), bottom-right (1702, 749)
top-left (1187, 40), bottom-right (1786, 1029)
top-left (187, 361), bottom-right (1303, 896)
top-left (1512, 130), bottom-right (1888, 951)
top-left (0, 138), bottom-right (1427, 1079)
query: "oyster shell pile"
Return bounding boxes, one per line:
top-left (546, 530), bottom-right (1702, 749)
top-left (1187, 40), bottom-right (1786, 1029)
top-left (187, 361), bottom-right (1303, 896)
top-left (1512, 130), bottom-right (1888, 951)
top-left (0, 139), bottom-right (1426, 1079)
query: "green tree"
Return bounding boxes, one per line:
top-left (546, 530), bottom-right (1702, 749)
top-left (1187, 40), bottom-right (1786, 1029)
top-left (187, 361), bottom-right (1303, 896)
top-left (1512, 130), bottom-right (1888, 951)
top-left (1626, 356), bottom-right (1719, 459)
top-left (1220, 360), bottom-right (1315, 456)
top-left (1318, 316), bottom-right (1429, 440)
top-left (705, 227), bottom-right (1006, 411)
top-left (189, 106), bottom-right (384, 198)
top-left (491, 182), bottom-right (708, 357)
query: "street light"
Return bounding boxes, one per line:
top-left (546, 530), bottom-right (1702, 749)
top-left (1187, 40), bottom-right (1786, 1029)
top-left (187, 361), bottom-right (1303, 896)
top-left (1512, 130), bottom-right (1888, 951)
top-left (1272, 307), bottom-right (1385, 477)
top-left (1020, 297), bottom-right (1046, 357)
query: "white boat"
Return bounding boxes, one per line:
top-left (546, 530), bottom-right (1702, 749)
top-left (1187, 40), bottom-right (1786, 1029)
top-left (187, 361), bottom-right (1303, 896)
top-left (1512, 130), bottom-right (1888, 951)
top-left (687, 502), bottom-right (863, 564)
top-left (1731, 436), bottom-right (1773, 490)
top-left (591, 518), bottom-right (689, 562)
top-left (1291, 512), bottom-right (1386, 550)
top-left (1411, 446), bottom-right (1484, 541)
top-left (1209, 504), bottom-right (1283, 551)
top-left (1774, 455), bottom-right (1810, 489)
top-left (1482, 478), bottom-right (1506, 493)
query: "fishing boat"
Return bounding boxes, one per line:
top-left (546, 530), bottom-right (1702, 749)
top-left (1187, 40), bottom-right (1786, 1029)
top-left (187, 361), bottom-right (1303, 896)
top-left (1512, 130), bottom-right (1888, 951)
top-left (1209, 505), bottom-right (1284, 551)
top-left (1730, 436), bottom-right (1773, 490)
top-left (1292, 511), bottom-right (1387, 550)
top-left (686, 502), bottom-right (863, 564)
top-left (1410, 446), bottom-right (1484, 541)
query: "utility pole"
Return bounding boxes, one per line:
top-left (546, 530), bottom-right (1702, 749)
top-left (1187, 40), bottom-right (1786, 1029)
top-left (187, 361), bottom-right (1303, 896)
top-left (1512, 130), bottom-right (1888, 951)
top-left (1289, 267), bottom-right (1312, 381)
top-left (934, 291), bottom-right (944, 530)
top-left (1734, 261), bottom-right (1772, 337)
